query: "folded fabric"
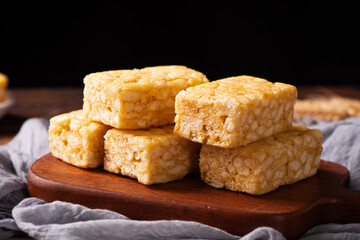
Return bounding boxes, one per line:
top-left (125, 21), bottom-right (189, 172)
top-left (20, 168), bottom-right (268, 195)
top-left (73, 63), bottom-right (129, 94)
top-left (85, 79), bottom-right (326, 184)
top-left (0, 118), bottom-right (50, 239)
top-left (0, 117), bottom-right (360, 240)
top-left (308, 117), bottom-right (360, 191)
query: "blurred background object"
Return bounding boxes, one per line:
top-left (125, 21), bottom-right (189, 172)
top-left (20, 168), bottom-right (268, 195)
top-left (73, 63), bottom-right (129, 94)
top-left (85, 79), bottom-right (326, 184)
top-left (0, 72), bottom-right (8, 101)
top-left (295, 87), bottom-right (360, 121)
top-left (0, 72), bottom-right (14, 120)
top-left (0, 2), bottom-right (359, 87)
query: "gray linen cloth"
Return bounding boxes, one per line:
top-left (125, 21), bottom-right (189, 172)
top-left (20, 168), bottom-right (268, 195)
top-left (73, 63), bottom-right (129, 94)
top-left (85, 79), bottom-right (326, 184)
top-left (0, 117), bottom-right (360, 240)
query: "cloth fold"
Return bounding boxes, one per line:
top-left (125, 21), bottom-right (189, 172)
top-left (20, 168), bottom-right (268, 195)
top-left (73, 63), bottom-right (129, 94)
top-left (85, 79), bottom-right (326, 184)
top-left (12, 198), bottom-right (243, 240)
top-left (309, 117), bottom-right (360, 190)
top-left (0, 118), bottom-right (50, 239)
top-left (0, 117), bottom-right (360, 240)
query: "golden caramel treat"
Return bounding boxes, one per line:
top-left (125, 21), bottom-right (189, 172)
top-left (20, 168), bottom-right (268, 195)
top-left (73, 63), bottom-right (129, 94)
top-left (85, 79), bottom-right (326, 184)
top-left (174, 75), bottom-right (297, 148)
top-left (49, 110), bottom-right (111, 168)
top-left (104, 125), bottom-right (201, 185)
top-left (0, 73), bottom-right (8, 89)
top-left (0, 73), bottom-right (9, 102)
top-left (83, 65), bottom-right (209, 129)
top-left (200, 124), bottom-right (323, 195)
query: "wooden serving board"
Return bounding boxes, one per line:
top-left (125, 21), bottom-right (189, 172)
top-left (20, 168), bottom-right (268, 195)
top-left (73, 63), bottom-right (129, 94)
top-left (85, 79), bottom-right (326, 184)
top-left (28, 153), bottom-right (360, 239)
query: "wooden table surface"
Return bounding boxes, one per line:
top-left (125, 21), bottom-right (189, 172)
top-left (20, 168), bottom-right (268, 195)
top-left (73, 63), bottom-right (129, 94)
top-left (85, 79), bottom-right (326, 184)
top-left (2, 85), bottom-right (360, 240)
top-left (0, 88), bottom-right (83, 145)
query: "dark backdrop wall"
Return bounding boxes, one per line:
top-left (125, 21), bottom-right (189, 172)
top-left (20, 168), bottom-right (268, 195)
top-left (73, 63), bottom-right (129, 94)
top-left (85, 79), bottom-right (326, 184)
top-left (0, 2), bottom-right (359, 87)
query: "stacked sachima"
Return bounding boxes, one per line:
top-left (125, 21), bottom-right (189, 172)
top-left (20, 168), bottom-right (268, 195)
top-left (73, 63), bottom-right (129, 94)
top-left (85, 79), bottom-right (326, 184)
top-left (174, 76), bottom-right (323, 195)
top-left (49, 68), bottom-right (323, 195)
top-left (49, 65), bottom-right (207, 184)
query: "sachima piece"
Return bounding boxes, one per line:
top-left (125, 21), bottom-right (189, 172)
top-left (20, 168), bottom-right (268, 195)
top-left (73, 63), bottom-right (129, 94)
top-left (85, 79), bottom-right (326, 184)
top-left (174, 75), bottom-right (297, 148)
top-left (83, 65), bottom-right (209, 129)
top-left (199, 124), bottom-right (323, 195)
top-left (49, 110), bottom-right (111, 168)
top-left (0, 73), bottom-right (8, 102)
top-left (104, 125), bottom-right (201, 185)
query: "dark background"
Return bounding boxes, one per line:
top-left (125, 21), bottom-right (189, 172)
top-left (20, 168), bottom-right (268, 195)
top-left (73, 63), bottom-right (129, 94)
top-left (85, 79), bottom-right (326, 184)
top-left (0, 2), bottom-right (359, 88)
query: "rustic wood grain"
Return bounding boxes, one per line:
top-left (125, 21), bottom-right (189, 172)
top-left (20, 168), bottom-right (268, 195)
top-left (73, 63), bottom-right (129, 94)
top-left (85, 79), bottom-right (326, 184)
top-left (28, 153), bottom-right (360, 239)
